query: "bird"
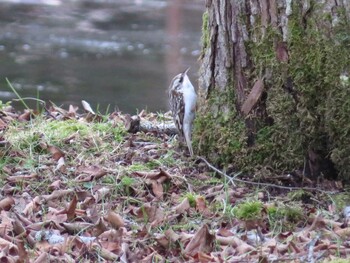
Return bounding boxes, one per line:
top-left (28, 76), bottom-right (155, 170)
top-left (169, 68), bottom-right (197, 156)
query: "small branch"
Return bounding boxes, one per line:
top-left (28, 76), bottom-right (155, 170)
top-left (198, 157), bottom-right (337, 193)
top-left (124, 114), bottom-right (177, 135)
top-left (198, 157), bottom-right (239, 186)
top-left (307, 232), bottom-right (321, 263)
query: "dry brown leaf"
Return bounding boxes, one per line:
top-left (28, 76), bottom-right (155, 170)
top-left (14, 239), bottom-right (28, 261)
top-left (334, 227), bottom-right (350, 238)
top-left (13, 212), bottom-right (32, 227)
top-left (0, 118), bottom-right (7, 129)
top-left (61, 222), bottom-right (93, 234)
top-left (42, 189), bottom-right (73, 201)
top-left (217, 228), bottom-right (234, 237)
top-left (0, 211), bottom-right (13, 236)
top-left (2, 185), bottom-right (18, 195)
top-left (198, 251), bottom-right (214, 262)
top-left (133, 168), bottom-right (172, 181)
top-left (48, 145), bottom-right (65, 161)
top-left (106, 211), bottom-right (125, 229)
top-left (0, 197), bottom-right (15, 212)
top-left (99, 240), bottom-right (121, 254)
top-left (22, 196), bottom-right (41, 216)
top-left (140, 251), bottom-right (164, 263)
top-left (236, 242), bottom-right (255, 254)
top-left (173, 198), bottom-right (191, 214)
top-left (184, 224), bottom-right (214, 257)
top-left (165, 228), bottom-right (180, 242)
top-left (92, 218), bottom-right (108, 237)
top-left (18, 110), bottom-right (33, 121)
top-left (66, 195), bottom-right (78, 221)
top-left (55, 156), bottom-right (66, 172)
top-left (92, 243), bottom-right (119, 261)
top-left (49, 180), bottom-right (62, 191)
top-left (98, 229), bottom-right (123, 243)
top-left (195, 196), bottom-right (207, 213)
top-left (46, 208), bottom-right (68, 224)
top-left (134, 204), bottom-right (165, 226)
top-left (12, 218), bottom-right (26, 236)
top-left (68, 105), bottom-right (78, 117)
top-left (155, 234), bottom-right (169, 248)
top-left (75, 166), bottom-right (107, 182)
top-left (151, 181), bottom-right (164, 199)
top-left (93, 187), bottom-right (111, 203)
top-left (241, 78), bottom-right (264, 116)
top-left (216, 235), bottom-right (242, 246)
top-left (0, 237), bottom-right (18, 253)
top-left (6, 173), bottom-right (38, 183)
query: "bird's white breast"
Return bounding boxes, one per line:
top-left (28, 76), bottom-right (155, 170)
top-left (182, 75), bottom-right (197, 123)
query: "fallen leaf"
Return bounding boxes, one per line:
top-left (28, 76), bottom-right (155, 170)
top-left (92, 218), bottom-right (108, 237)
top-left (75, 166), bottom-right (107, 182)
top-left (55, 157), bottom-right (66, 172)
top-left (33, 252), bottom-right (49, 263)
top-left (22, 196), bottom-right (41, 216)
top-left (81, 100), bottom-right (96, 115)
top-left (173, 198), bottom-right (191, 214)
top-left (92, 243), bottom-right (119, 261)
top-left (18, 110), bottom-right (33, 121)
top-left (195, 196), bottom-right (207, 213)
top-left (48, 146), bottom-right (65, 161)
top-left (0, 197), bottom-right (15, 212)
top-left (198, 251), bottom-right (213, 262)
top-left (184, 224), bottom-right (214, 257)
top-left (61, 222), bottom-right (93, 234)
top-left (133, 168), bottom-right (172, 181)
top-left (165, 228), bottom-right (180, 242)
top-left (68, 105), bottom-right (78, 117)
top-left (93, 187), bottom-right (111, 203)
top-left (0, 211), bottom-right (14, 235)
top-left (106, 211), bottom-right (125, 229)
top-left (66, 195), bottom-right (78, 221)
top-left (6, 173), bottom-right (38, 183)
top-left (151, 181), bottom-right (164, 199)
top-left (42, 189), bottom-right (74, 201)
top-left (155, 234), bottom-right (169, 248)
top-left (135, 204), bottom-right (165, 226)
top-left (48, 180), bottom-right (62, 191)
top-left (241, 78), bottom-right (264, 116)
top-left (0, 118), bottom-right (7, 129)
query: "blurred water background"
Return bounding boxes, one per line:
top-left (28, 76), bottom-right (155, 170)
top-left (0, 0), bottom-right (204, 113)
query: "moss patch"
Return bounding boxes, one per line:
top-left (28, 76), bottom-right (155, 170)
top-left (196, 2), bottom-right (350, 180)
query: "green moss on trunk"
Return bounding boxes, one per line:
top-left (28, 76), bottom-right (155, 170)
top-left (195, 3), bottom-right (350, 180)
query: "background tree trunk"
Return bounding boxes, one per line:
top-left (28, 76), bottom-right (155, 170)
top-left (195, 0), bottom-right (350, 180)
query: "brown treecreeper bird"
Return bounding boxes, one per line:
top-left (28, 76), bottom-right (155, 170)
top-left (169, 68), bottom-right (197, 156)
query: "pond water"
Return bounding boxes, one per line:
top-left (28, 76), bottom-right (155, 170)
top-left (0, 0), bottom-right (204, 113)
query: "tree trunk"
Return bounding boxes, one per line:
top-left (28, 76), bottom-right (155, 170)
top-left (195, 0), bottom-right (350, 180)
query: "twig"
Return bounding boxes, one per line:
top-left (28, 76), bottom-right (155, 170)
top-left (198, 157), bottom-right (336, 193)
top-left (307, 233), bottom-right (320, 263)
top-left (198, 157), bottom-right (238, 186)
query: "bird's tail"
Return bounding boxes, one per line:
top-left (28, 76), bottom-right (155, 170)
top-left (183, 123), bottom-right (193, 156)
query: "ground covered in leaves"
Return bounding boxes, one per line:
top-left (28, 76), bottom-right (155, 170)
top-left (0, 102), bottom-right (350, 262)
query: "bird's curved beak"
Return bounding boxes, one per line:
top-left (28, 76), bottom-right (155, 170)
top-left (183, 67), bottom-right (190, 75)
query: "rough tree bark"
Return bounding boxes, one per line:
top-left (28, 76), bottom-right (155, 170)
top-left (195, 0), bottom-right (350, 180)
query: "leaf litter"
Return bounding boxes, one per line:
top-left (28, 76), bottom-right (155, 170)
top-left (0, 102), bottom-right (349, 262)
